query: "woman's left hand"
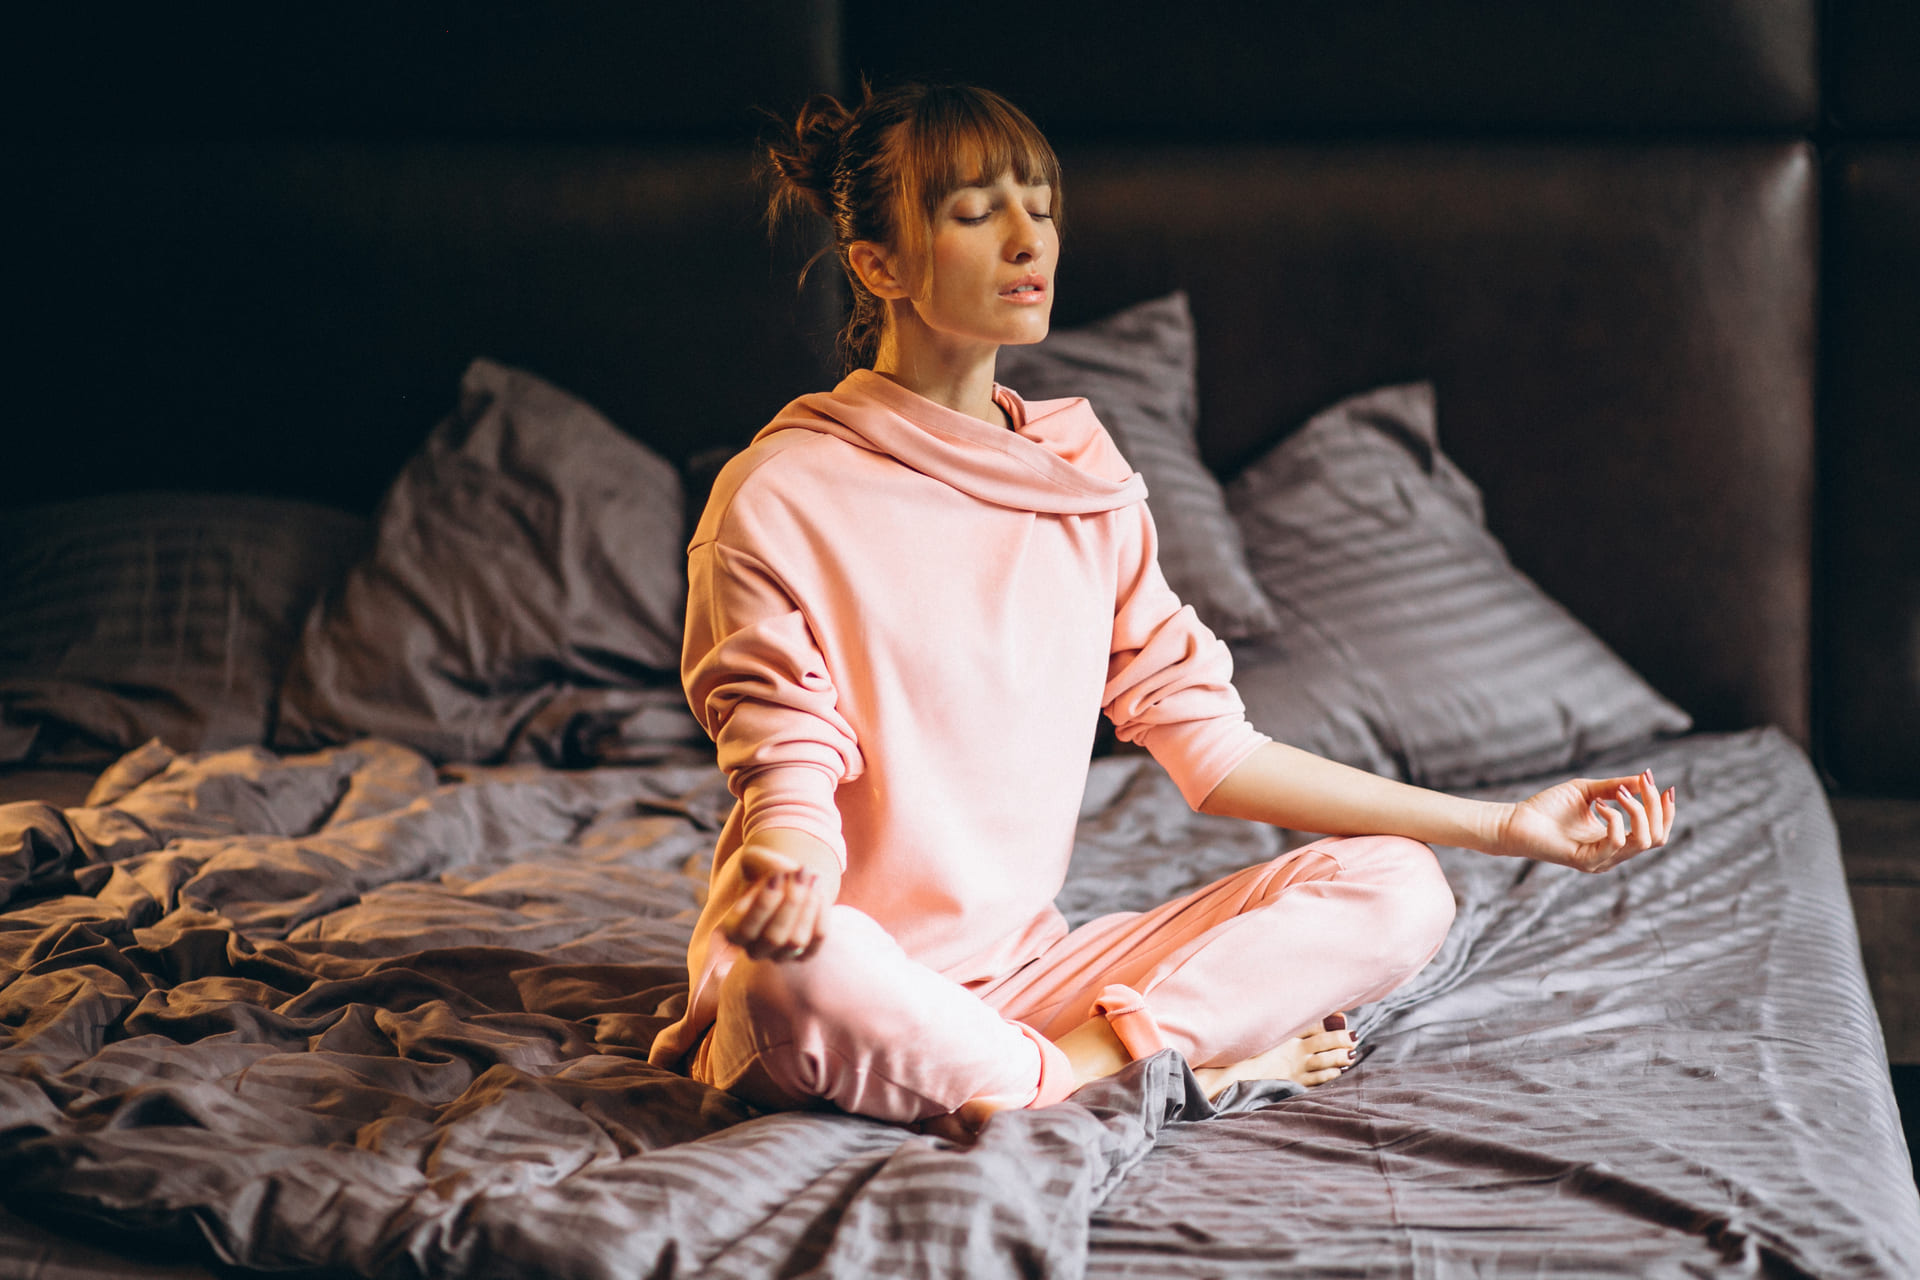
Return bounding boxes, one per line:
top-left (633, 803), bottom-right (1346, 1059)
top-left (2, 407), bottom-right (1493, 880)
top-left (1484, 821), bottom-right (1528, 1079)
top-left (1491, 769), bottom-right (1676, 873)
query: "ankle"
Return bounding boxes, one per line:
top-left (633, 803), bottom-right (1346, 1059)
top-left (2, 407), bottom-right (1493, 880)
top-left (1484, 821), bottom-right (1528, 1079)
top-left (1055, 1016), bottom-right (1130, 1088)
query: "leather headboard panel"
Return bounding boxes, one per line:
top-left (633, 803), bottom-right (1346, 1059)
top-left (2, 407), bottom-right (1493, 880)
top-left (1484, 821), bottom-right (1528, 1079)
top-left (1047, 143), bottom-right (1816, 741)
top-left (1823, 146), bottom-right (1920, 793)
top-left (9, 143), bottom-right (839, 511)
top-left (848, 0), bottom-right (1816, 133)
top-left (17, 2), bottom-right (838, 140)
top-left (1828, 1), bottom-right (1920, 130)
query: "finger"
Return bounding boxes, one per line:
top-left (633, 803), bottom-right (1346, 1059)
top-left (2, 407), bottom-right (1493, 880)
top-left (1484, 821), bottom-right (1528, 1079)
top-left (784, 878), bottom-right (827, 961)
top-left (738, 847), bottom-right (797, 885)
top-left (761, 875), bottom-right (812, 950)
top-left (718, 878), bottom-right (769, 942)
top-left (1615, 781), bottom-right (1652, 850)
top-left (1592, 797), bottom-right (1627, 855)
top-left (736, 873), bottom-right (791, 955)
top-left (795, 900), bottom-right (829, 961)
top-left (1633, 774), bottom-right (1659, 847)
top-left (1662, 786), bottom-right (1677, 838)
top-left (1638, 770), bottom-right (1669, 845)
top-left (1586, 774), bottom-right (1643, 802)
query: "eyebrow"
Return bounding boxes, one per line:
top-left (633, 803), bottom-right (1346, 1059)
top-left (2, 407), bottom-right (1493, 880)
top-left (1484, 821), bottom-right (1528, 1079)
top-left (953, 177), bottom-right (1051, 192)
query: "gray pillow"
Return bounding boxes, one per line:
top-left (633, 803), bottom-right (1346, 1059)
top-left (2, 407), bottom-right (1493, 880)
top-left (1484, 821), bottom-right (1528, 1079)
top-left (1225, 381), bottom-right (1691, 788)
top-left (274, 358), bottom-right (700, 765)
top-left (0, 493), bottom-right (368, 764)
top-left (995, 292), bottom-right (1277, 641)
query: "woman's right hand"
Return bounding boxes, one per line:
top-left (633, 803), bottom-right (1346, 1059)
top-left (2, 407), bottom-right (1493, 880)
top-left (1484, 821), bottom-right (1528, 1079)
top-left (719, 841), bottom-right (836, 962)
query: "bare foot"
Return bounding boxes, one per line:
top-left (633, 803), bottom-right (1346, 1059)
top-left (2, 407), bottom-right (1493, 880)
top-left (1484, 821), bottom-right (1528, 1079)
top-left (919, 1014), bottom-right (1358, 1141)
top-left (917, 1017), bottom-right (1128, 1145)
top-left (913, 1095), bottom-right (1009, 1144)
top-left (1192, 1012), bottom-right (1357, 1101)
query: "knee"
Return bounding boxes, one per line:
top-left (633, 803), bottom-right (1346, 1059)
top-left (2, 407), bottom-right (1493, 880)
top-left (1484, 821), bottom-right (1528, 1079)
top-left (725, 905), bottom-right (896, 1042)
top-left (1348, 835), bottom-right (1457, 962)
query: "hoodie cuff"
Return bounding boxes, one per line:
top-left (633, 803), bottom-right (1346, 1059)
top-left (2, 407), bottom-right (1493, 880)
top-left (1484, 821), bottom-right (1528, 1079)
top-left (1008, 1021), bottom-right (1080, 1110)
top-left (739, 761), bottom-right (848, 868)
top-left (1137, 718), bottom-right (1271, 810)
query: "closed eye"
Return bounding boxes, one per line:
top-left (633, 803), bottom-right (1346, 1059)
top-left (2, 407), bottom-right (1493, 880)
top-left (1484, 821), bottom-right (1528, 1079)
top-left (955, 209), bottom-right (1052, 225)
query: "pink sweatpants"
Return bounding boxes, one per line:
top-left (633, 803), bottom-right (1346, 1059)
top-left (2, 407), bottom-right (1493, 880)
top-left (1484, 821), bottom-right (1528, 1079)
top-left (692, 835), bottom-right (1456, 1123)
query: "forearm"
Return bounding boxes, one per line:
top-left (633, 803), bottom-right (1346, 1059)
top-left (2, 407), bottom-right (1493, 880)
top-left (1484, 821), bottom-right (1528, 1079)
top-left (1199, 740), bottom-right (1508, 853)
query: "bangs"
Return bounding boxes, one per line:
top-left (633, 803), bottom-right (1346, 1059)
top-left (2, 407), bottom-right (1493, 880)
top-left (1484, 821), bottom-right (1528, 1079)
top-left (894, 86), bottom-right (1062, 224)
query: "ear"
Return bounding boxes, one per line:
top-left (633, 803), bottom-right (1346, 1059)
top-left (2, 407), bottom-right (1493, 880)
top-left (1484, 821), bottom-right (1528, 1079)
top-left (848, 240), bottom-right (912, 300)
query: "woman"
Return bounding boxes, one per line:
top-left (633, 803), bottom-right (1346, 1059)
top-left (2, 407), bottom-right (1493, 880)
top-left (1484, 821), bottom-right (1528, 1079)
top-left (647, 82), bottom-right (1675, 1138)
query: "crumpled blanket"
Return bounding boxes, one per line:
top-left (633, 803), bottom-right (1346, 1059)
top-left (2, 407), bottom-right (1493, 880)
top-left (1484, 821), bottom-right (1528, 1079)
top-left (1, 730), bottom-right (1917, 1279)
top-left (0, 737), bottom-right (1293, 1278)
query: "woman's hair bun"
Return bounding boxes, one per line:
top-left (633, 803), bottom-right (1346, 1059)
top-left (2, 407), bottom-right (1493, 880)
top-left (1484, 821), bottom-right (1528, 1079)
top-left (764, 92), bottom-right (856, 223)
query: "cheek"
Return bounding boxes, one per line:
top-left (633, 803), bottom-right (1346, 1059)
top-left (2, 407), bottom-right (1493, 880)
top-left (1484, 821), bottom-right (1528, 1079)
top-left (926, 242), bottom-right (986, 303)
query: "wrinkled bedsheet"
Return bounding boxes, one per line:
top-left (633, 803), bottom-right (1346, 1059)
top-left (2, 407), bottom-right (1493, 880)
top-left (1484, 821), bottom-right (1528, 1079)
top-left (0, 729), bottom-right (1915, 1278)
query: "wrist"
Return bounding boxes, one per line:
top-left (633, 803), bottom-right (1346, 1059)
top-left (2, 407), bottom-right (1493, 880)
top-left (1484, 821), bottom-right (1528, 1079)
top-left (1474, 799), bottom-right (1517, 855)
top-left (742, 827), bottom-right (842, 897)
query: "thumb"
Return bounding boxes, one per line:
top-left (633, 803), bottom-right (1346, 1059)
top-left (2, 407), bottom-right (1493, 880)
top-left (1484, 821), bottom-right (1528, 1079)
top-left (1582, 774), bottom-right (1640, 799)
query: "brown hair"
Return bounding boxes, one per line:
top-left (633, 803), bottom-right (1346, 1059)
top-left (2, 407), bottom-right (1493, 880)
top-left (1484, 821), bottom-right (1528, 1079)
top-left (762, 81), bottom-right (1063, 372)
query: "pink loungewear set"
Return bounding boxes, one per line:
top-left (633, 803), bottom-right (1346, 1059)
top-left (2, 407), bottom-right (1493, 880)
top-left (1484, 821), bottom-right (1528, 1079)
top-left (648, 369), bottom-right (1455, 1122)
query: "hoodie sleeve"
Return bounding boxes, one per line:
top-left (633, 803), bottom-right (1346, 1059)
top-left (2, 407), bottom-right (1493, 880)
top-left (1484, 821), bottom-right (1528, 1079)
top-left (683, 539), bottom-right (863, 866)
top-left (1104, 502), bottom-right (1271, 809)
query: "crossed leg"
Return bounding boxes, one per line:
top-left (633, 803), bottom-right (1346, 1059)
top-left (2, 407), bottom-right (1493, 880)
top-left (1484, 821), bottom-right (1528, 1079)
top-left (696, 834), bottom-right (1456, 1128)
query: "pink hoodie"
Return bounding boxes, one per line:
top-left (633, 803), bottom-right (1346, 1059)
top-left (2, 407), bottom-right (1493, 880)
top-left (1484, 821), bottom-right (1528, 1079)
top-left (649, 369), bottom-right (1269, 1068)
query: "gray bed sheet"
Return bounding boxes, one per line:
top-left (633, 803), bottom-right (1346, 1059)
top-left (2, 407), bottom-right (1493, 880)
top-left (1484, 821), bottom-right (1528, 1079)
top-left (0, 728), bottom-right (1913, 1278)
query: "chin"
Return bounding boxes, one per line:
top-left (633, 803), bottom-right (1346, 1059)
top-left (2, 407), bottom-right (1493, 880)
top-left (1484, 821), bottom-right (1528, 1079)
top-left (998, 316), bottom-right (1053, 347)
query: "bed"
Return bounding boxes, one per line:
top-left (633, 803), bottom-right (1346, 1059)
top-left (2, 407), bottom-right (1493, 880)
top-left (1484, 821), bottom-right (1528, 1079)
top-left (0, 719), bottom-right (1909, 1278)
top-left (5, 4), bottom-right (1919, 1276)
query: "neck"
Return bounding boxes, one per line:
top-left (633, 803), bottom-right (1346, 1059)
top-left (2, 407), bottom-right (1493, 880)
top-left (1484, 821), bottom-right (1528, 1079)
top-left (870, 303), bottom-right (1007, 428)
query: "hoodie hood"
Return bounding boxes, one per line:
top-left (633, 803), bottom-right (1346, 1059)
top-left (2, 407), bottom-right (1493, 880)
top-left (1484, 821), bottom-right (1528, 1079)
top-left (754, 368), bottom-right (1147, 516)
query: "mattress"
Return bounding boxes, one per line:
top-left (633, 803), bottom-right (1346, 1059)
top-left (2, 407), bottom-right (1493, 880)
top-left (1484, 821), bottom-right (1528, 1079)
top-left (0, 727), bottom-right (1914, 1278)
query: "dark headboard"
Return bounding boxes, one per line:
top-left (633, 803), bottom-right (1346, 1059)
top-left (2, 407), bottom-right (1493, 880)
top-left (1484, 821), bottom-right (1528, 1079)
top-left (6, 1), bottom-right (1916, 794)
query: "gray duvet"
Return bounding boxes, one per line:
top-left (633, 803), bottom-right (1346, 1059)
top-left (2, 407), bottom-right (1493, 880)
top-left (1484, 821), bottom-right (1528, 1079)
top-left (1, 728), bottom-right (1915, 1278)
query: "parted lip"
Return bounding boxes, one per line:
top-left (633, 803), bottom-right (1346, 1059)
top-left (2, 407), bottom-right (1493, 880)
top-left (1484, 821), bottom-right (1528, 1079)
top-left (998, 274), bottom-right (1048, 296)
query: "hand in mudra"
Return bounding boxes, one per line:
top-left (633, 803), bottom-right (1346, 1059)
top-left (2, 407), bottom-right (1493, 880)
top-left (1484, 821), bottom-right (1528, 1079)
top-left (719, 843), bottom-right (834, 962)
top-left (1493, 769), bottom-right (1676, 873)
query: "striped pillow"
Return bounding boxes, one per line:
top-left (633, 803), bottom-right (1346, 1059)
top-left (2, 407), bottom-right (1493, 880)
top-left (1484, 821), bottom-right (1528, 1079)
top-left (0, 494), bottom-right (368, 763)
top-left (995, 292), bottom-right (1277, 641)
top-left (1225, 382), bottom-right (1691, 787)
top-left (274, 358), bottom-right (692, 764)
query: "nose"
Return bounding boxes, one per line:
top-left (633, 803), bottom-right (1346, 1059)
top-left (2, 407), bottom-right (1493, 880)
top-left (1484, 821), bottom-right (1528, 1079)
top-left (1006, 208), bottom-right (1046, 264)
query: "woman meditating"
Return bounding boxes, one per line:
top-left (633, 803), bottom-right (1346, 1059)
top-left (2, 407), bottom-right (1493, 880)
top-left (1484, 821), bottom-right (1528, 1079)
top-left (647, 81), bottom-right (1676, 1138)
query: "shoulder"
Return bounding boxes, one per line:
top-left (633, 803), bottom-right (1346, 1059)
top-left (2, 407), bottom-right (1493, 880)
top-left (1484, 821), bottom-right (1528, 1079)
top-left (691, 430), bottom-right (823, 549)
top-left (692, 425), bottom-right (897, 554)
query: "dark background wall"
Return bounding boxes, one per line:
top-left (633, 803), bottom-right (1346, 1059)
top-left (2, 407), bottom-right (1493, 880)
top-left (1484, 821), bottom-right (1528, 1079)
top-left (2, 2), bottom-right (1915, 796)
